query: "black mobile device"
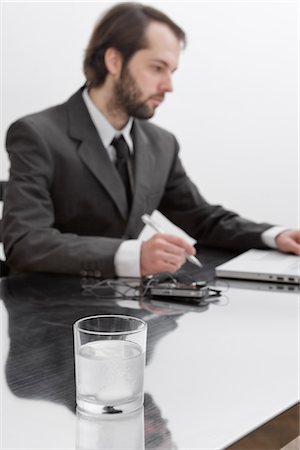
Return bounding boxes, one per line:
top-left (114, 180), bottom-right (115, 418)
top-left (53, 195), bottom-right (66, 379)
top-left (149, 282), bottom-right (209, 301)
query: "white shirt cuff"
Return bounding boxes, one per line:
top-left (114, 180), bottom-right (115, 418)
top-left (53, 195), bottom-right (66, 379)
top-left (261, 226), bottom-right (289, 249)
top-left (114, 239), bottom-right (142, 277)
top-left (114, 228), bottom-right (288, 276)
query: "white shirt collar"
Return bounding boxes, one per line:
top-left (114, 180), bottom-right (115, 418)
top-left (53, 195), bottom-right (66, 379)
top-left (82, 88), bottom-right (133, 154)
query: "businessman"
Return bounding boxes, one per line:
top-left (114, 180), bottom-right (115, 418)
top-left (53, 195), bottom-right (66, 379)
top-left (3, 3), bottom-right (300, 278)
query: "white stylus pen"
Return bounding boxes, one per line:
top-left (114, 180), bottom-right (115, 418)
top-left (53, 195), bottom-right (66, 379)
top-left (141, 214), bottom-right (203, 268)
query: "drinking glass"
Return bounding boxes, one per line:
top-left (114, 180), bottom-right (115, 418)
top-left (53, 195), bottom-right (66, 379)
top-left (74, 314), bottom-right (147, 414)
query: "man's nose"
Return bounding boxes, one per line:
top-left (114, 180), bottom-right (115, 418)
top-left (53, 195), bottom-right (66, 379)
top-left (159, 73), bottom-right (173, 93)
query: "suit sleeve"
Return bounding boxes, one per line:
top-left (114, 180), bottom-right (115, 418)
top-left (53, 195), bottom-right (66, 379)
top-left (3, 119), bottom-right (122, 277)
top-left (158, 137), bottom-right (272, 251)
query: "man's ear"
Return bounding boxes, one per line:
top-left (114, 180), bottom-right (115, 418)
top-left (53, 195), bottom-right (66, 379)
top-left (104, 48), bottom-right (123, 77)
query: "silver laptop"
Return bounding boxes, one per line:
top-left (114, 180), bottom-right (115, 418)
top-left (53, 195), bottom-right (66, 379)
top-left (215, 249), bottom-right (300, 284)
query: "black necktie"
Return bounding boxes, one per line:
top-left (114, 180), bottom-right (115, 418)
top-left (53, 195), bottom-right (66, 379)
top-left (111, 135), bottom-right (132, 209)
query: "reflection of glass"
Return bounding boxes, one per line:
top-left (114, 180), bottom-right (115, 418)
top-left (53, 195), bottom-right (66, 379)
top-left (76, 394), bottom-right (178, 450)
top-left (76, 406), bottom-right (144, 450)
top-left (74, 315), bottom-right (147, 414)
top-left (1, 273), bottom-right (197, 449)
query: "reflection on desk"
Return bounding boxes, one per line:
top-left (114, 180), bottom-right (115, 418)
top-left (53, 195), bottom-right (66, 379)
top-left (1, 262), bottom-right (298, 449)
top-left (76, 394), bottom-right (175, 450)
top-left (76, 406), bottom-right (145, 450)
top-left (1, 273), bottom-right (201, 448)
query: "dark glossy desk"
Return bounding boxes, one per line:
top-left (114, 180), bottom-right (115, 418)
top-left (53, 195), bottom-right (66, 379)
top-left (0, 251), bottom-right (299, 449)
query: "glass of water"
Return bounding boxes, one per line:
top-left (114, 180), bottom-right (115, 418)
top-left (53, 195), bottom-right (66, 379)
top-left (74, 315), bottom-right (147, 415)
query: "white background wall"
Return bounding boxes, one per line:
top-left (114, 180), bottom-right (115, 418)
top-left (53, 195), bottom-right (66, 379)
top-left (1, 0), bottom-right (298, 228)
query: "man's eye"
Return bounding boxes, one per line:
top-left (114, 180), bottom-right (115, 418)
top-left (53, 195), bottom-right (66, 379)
top-left (153, 65), bottom-right (163, 73)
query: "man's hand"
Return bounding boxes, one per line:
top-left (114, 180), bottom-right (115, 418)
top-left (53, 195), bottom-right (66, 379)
top-left (140, 233), bottom-right (196, 276)
top-left (275, 230), bottom-right (300, 256)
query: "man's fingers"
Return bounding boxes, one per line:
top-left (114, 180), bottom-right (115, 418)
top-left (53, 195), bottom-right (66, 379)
top-left (276, 230), bottom-right (300, 256)
top-left (140, 233), bottom-right (194, 276)
top-left (155, 233), bottom-right (196, 256)
top-left (286, 240), bottom-right (300, 256)
top-left (160, 250), bottom-right (186, 267)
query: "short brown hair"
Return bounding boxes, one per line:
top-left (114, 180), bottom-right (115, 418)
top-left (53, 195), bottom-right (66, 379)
top-left (83, 2), bottom-right (186, 88)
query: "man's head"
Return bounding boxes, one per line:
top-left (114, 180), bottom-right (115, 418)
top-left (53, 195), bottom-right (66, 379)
top-left (84, 2), bottom-right (186, 88)
top-left (84, 3), bottom-right (186, 121)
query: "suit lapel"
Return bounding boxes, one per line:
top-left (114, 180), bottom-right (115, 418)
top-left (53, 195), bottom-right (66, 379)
top-left (126, 121), bottom-right (156, 234)
top-left (67, 89), bottom-right (128, 219)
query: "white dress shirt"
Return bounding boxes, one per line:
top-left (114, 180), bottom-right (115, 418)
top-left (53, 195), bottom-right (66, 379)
top-left (261, 226), bottom-right (288, 248)
top-left (82, 88), bottom-right (141, 277)
top-left (82, 89), bottom-right (287, 277)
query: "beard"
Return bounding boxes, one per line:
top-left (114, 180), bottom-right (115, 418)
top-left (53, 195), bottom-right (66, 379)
top-left (113, 65), bottom-right (157, 120)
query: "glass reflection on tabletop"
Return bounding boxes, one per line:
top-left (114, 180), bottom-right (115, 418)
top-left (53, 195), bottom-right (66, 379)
top-left (1, 273), bottom-right (213, 448)
top-left (76, 393), bottom-right (177, 450)
top-left (76, 406), bottom-right (144, 450)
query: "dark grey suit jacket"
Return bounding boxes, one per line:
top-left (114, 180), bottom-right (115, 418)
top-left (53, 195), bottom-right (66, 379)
top-left (3, 88), bottom-right (271, 276)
